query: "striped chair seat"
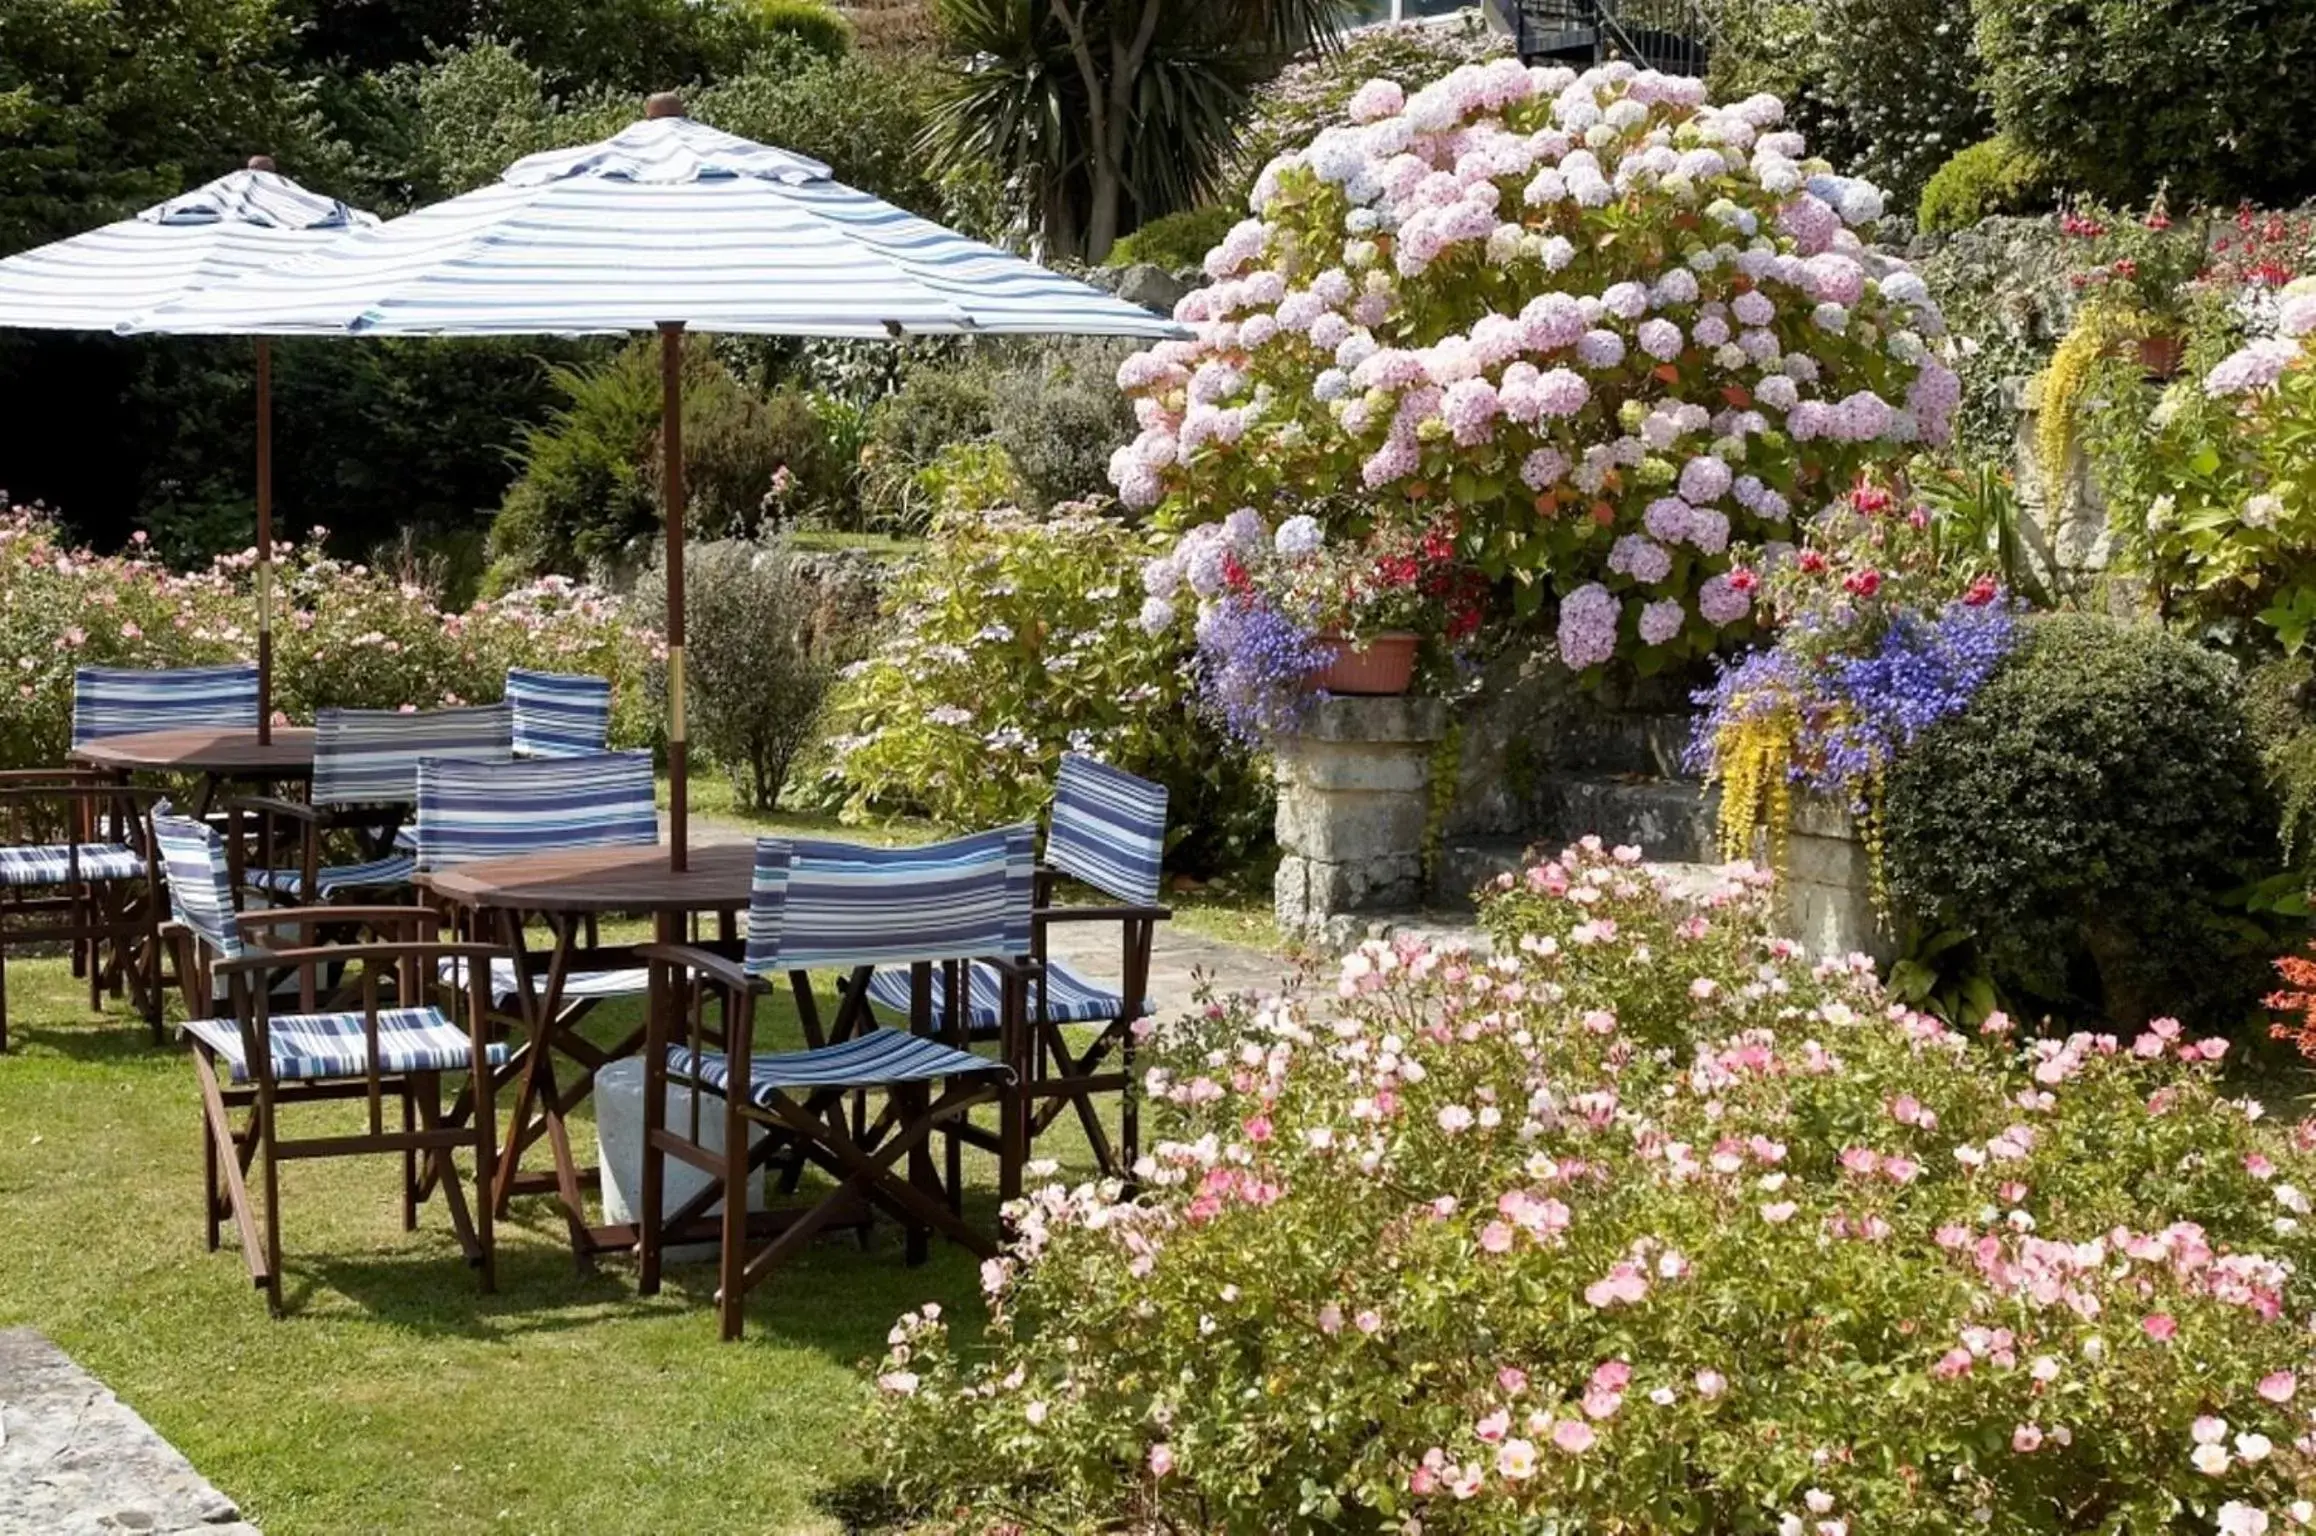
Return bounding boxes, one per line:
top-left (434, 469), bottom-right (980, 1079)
top-left (862, 957), bottom-right (1146, 1035)
top-left (438, 956), bottom-right (649, 1004)
top-left (0, 843), bottom-right (147, 886)
top-left (665, 1028), bottom-right (1006, 1111)
top-left (248, 852), bottom-right (416, 900)
top-left (184, 1007), bottom-right (511, 1083)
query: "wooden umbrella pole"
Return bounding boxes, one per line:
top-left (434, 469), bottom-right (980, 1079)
top-left (661, 320), bottom-right (687, 873)
top-left (254, 335), bottom-right (274, 746)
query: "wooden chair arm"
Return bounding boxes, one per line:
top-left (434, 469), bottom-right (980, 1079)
top-left (225, 794), bottom-right (325, 824)
top-left (234, 904), bottom-right (436, 932)
top-left (1033, 903), bottom-right (1172, 925)
top-left (215, 940), bottom-right (508, 978)
top-left (634, 942), bottom-right (764, 996)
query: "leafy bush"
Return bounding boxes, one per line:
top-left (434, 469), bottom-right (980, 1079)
top-left (1884, 613), bottom-right (2278, 1027)
top-left (1103, 205), bottom-right (1236, 272)
top-left (1813, 0), bottom-right (1991, 212)
top-left (1976, 0), bottom-right (2316, 208)
top-left (873, 838), bottom-right (2316, 1532)
top-left (490, 337), bottom-right (805, 581)
top-left (639, 540), bottom-right (846, 810)
top-left (0, 499), bottom-right (656, 770)
top-left (817, 503), bottom-right (1269, 874)
top-left (1917, 134), bottom-right (2055, 233)
top-left (710, 0), bottom-right (852, 65)
top-left (1112, 61), bottom-right (1953, 678)
top-left (861, 340), bottom-right (1135, 525)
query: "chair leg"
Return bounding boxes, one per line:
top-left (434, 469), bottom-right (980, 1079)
top-left (0, 933), bottom-right (10, 1055)
top-left (718, 1087), bottom-right (749, 1343)
top-left (202, 1102), bottom-right (222, 1253)
top-left (401, 1090), bottom-right (419, 1232)
top-left (257, 1086), bottom-right (285, 1318)
top-left (904, 1081), bottom-right (932, 1269)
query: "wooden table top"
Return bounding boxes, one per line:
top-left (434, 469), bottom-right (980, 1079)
top-left (70, 726), bottom-right (317, 775)
top-left (416, 842), bottom-right (756, 914)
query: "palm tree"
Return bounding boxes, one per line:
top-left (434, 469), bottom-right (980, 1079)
top-left (927, 0), bottom-right (1356, 262)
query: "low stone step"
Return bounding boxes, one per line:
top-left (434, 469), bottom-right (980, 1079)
top-left (1557, 711), bottom-right (1698, 779)
top-left (1544, 774), bottom-right (1719, 864)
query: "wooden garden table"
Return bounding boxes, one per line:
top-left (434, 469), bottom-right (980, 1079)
top-left (70, 726), bottom-right (316, 815)
top-left (416, 842), bottom-right (757, 1259)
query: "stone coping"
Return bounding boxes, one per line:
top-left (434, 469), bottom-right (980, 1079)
top-left (0, 1328), bottom-right (257, 1536)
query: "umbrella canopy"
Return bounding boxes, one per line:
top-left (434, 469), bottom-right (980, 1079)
top-left (0, 162), bottom-right (374, 330)
top-left (0, 161), bottom-right (378, 742)
top-left (138, 100), bottom-right (1188, 868)
top-left (139, 113), bottom-right (1186, 340)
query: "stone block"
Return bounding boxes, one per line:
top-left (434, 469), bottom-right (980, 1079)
top-left (1272, 740), bottom-right (1434, 795)
top-left (1293, 694), bottom-right (1451, 745)
top-left (1275, 788), bottom-right (1429, 863)
top-left (1275, 852), bottom-right (1425, 935)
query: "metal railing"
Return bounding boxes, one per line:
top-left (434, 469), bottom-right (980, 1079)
top-left (1509, 0), bottom-right (1716, 77)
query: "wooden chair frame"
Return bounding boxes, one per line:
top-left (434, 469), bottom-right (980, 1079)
top-left (1023, 864), bottom-right (1167, 1179)
top-left (634, 943), bottom-right (1031, 1342)
top-left (169, 904), bottom-right (507, 1316)
top-left (0, 775), bottom-right (166, 1050)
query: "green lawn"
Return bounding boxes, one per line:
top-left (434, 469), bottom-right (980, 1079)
top-left (0, 955), bottom-right (1117, 1535)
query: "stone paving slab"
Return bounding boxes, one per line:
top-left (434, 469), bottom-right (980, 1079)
top-left (0, 1328), bottom-right (257, 1536)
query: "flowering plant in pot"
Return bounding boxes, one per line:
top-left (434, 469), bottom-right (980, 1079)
top-left (1138, 505), bottom-right (1481, 742)
top-left (1688, 481), bottom-right (2018, 878)
top-left (1106, 59), bottom-right (1950, 681)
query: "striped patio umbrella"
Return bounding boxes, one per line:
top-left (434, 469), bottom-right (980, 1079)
top-left (0, 160), bottom-right (377, 741)
top-left (139, 97), bottom-right (1186, 869)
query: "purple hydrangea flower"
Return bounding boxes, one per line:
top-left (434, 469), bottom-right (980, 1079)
top-left (1576, 329), bottom-right (1627, 369)
top-left (1556, 583), bottom-right (1622, 670)
top-left (1678, 456), bottom-right (1734, 504)
top-left (1609, 534), bottom-right (1673, 584)
top-left (1638, 598), bottom-right (1686, 646)
top-left (1697, 572), bottom-right (1750, 625)
top-left (1638, 318), bottom-right (1684, 360)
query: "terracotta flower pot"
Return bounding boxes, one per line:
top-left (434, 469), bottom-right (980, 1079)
top-left (1313, 632), bottom-right (1418, 696)
top-left (2135, 332), bottom-right (2186, 381)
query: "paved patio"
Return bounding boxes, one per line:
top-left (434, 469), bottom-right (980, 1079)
top-left (0, 1328), bottom-right (257, 1536)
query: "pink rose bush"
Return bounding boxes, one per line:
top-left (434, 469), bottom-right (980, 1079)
top-left (1107, 59), bottom-right (1953, 676)
top-left (874, 838), bottom-right (2316, 1533)
top-left (0, 497), bottom-right (654, 766)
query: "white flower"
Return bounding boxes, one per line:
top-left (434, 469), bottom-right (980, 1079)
top-left (2193, 1442), bottom-right (2232, 1476)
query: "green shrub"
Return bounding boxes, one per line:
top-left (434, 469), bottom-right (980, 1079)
top-left (709, 0), bottom-right (852, 65)
top-left (873, 839), bottom-right (2316, 1534)
top-left (1104, 205), bottom-right (1235, 271)
top-left (817, 502), bottom-right (1270, 874)
top-left (490, 337), bottom-right (811, 580)
top-left (1976, 0), bottom-right (2316, 207)
top-left (2246, 655), bottom-right (2316, 864)
top-left (1918, 134), bottom-right (2056, 233)
top-left (1815, 0), bottom-right (1993, 211)
top-left (640, 540), bottom-right (848, 810)
top-left (1884, 613), bottom-right (2278, 1027)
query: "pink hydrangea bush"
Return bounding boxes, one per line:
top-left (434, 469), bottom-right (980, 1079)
top-left (0, 497), bottom-right (656, 766)
top-left (873, 838), bottom-right (2316, 1533)
top-left (1108, 60), bottom-right (1956, 676)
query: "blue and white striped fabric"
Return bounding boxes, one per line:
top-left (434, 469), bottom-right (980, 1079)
top-left (153, 813), bottom-right (244, 959)
top-left (185, 1007), bottom-right (510, 1083)
top-left (0, 168), bottom-right (374, 333)
top-left (863, 956), bottom-right (1148, 1035)
top-left (413, 750), bottom-right (657, 872)
top-left (311, 703), bottom-right (512, 806)
top-left (1045, 754), bottom-right (1168, 907)
top-left (742, 826), bottom-right (1035, 979)
top-left (245, 853), bottom-right (417, 901)
top-left (132, 115), bottom-right (1186, 341)
top-left (0, 843), bottom-right (146, 887)
top-left (71, 663), bottom-right (261, 747)
top-left (665, 1028), bottom-right (1004, 1108)
top-left (507, 668), bottom-right (613, 758)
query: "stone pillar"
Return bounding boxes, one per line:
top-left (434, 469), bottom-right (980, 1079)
top-left (1779, 796), bottom-right (1894, 964)
top-left (1272, 696), bottom-right (1450, 943)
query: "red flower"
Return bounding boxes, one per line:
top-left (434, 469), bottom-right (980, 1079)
top-left (1843, 568), bottom-right (1882, 598)
top-left (2145, 211), bottom-right (2171, 232)
top-left (1852, 485), bottom-right (1894, 516)
top-left (1963, 575), bottom-right (1998, 607)
top-left (1222, 553), bottom-right (1252, 593)
top-left (1727, 567), bottom-right (1759, 594)
top-left (1797, 550), bottom-right (1828, 575)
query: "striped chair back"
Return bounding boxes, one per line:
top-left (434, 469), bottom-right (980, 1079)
top-left (71, 663), bottom-right (260, 747)
top-left (153, 812), bottom-right (243, 960)
top-left (743, 826), bottom-right (1035, 979)
top-left (312, 703), bottom-right (512, 807)
top-left (507, 669), bottom-right (613, 759)
top-left (414, 750), bottom-right (658, 872)
top-left (1045, 754), bottom-right (1168, 907)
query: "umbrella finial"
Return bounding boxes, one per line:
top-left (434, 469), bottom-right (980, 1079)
top-left (645, 92), bottom-right (686, 121)
top-left (246, 155), bottom-right (277, 173)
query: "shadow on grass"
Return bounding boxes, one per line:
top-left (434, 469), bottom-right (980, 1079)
top-left (7, 1020), bottom-right (175, 1064)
